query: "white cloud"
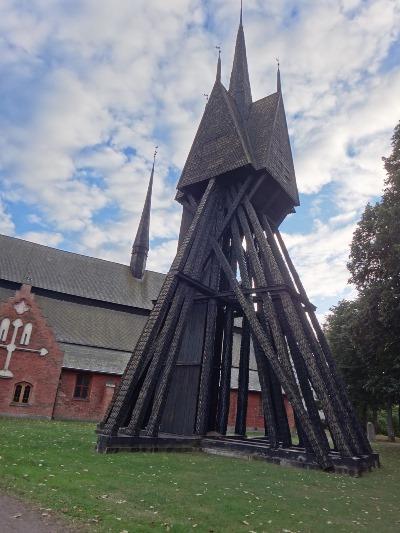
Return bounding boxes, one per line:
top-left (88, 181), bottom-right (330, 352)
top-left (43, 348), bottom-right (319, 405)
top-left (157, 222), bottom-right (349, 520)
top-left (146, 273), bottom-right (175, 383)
top-left (0, 200), bottom-right (15, 235)
top-left (0, 0), bottom-right (398, 307)
top-left (281, 218), bottom-right (358, 302)
top-left (20, 230), bottom-right (63, 248)
top-left (147, 239), bottom-right (180, 273)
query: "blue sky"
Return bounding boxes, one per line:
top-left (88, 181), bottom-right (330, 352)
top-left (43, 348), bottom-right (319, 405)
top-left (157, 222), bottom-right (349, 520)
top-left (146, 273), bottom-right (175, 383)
top-left (0, 0), bottom-right (399, 321)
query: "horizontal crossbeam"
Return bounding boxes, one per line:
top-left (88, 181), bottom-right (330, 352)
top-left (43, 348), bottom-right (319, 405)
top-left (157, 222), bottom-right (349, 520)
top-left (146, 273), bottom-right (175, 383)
top-left (194, 284), bottom-right (317, 311)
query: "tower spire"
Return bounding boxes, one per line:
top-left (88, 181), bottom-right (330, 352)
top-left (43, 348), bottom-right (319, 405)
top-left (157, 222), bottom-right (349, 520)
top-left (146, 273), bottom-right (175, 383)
top-left (277, 58), bottom-right (281, 93)
top-left (229, 1), bottom-right (252, 118)
top-left (216, 47), bottom-right (221, 82)
top-left (130, 149), bottom-right (156, 279)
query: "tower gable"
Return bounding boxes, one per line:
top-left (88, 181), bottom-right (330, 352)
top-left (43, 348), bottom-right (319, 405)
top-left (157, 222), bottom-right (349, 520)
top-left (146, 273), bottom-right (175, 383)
top-left (248, 94), bottom-right (299, 205)
top-left (177, 83), bottom-right (254, 192)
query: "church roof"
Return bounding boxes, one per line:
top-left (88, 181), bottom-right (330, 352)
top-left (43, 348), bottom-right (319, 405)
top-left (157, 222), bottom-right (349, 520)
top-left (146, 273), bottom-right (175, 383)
top-left (34, 294), bottom-right (147, 352)
top-left (61, 343), bottom-right (131, 375)
top-left (0, 234), bottom-right (165, 311)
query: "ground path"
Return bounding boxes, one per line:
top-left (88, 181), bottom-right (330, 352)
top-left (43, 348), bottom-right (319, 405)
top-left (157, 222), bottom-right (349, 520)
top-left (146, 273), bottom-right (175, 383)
top-left (0, 492), bottom-right (75, 532)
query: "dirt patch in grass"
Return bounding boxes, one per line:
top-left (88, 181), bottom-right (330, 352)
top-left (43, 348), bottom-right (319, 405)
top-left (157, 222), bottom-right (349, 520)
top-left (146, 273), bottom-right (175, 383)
top-left (0, 491), bottom-right (78, 532)
top-left (0, 417), bottom-right (399, 532)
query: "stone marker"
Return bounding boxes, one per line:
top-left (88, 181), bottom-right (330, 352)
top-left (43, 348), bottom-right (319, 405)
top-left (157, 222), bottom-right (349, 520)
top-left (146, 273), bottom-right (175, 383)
top-left (367, 421), bottom-right (376, 442)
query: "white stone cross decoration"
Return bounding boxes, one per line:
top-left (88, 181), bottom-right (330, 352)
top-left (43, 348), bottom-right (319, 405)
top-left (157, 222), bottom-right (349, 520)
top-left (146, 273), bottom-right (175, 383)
top-left (0, 318), bottom-right (48, 379)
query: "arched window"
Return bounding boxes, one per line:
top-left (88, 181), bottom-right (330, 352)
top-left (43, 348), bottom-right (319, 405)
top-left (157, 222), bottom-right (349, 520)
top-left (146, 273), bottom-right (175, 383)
top-left (0, 318), bottom-right (10, 341)
top-left (12, 382), bottom-right (32, 404)
top-left (20, 323), bottom-right (32, 345)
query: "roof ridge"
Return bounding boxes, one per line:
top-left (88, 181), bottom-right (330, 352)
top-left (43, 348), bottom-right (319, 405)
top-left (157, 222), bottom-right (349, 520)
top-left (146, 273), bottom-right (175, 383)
top-left (222, 86), bottom-right (254, 164)
top-left (0, 232), bottom-right (164, 274)
top-left (58, 341), bottom-right (132, 354)
top-left (263, 91), bottom-right (283, 164)
top-left (251, 92), bottom-right (279, 106)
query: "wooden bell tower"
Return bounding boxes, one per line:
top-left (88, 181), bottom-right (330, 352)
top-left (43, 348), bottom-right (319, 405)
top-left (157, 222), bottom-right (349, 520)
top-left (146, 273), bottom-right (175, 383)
top-left (97, 8), bottom-right (378, 475)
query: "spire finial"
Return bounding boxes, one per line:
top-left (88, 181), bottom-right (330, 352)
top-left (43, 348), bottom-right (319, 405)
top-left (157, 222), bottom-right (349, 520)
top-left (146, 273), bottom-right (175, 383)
top-left (240, 0), bottom-right (243, 26)
top-left (216, 46), bottom-right (221, 82)
top-left (276, 57), bottom-right (281, 92)
top-left (152, 146), bottom-right (158, 171)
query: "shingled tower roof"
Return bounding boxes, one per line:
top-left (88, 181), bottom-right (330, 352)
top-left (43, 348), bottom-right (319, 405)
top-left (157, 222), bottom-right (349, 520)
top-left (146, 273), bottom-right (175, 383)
top-left (228, 5), bottom-right (252, 119)
top-left (176, 7), bottom-right (299, 215)
top-left (130, 156), bottom-right (155, 279)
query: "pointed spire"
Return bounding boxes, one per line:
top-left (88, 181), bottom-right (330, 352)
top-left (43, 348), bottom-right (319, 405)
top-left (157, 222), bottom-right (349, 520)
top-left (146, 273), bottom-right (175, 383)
top-left (216, 48), bottom-right (221, 82)
top-left (229, 2), bottom-right (252, 118)
top-left (276, 58), bottom-right (281, 93)
top-left (130, 148), bottom-right (157, 279)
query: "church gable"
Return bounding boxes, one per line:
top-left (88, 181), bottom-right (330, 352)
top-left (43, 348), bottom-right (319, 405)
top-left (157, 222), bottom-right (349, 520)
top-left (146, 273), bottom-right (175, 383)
top-left (0, 285), bottom-right (63, 419)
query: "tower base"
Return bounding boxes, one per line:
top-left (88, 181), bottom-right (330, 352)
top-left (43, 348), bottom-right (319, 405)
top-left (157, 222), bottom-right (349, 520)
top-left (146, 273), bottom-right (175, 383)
top-left (96, 432), bottom-right (379, 476)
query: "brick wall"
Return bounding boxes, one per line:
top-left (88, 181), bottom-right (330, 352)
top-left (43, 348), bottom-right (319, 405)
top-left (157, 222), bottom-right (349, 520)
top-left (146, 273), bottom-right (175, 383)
top-left (53, 370), bottom-right (120, 421)
top-left (228, 390), bottom-right (295, 432)
top-left (0, 285), bottom-right (63, 419)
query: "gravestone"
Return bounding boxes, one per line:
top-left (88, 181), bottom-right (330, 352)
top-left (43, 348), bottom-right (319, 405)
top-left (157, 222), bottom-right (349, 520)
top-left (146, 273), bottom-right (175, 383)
top-left (367, 421), bottom-right (376, 442)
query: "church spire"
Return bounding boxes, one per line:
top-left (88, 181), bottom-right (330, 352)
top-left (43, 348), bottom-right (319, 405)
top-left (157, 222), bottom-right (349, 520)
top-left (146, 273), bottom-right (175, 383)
top-left (277, 59), bottom-right (281, 93)
top-left (130, 149), bottom-right (156, 279)
top-left (229, 2), bottom-right (252, 118)
top-left (216, 48), bottom-right (221, 82)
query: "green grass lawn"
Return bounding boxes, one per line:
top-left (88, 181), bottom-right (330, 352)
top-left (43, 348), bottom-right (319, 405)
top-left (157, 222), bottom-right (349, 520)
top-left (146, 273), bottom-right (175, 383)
top-left (0, 418), bottom-right (399, 532)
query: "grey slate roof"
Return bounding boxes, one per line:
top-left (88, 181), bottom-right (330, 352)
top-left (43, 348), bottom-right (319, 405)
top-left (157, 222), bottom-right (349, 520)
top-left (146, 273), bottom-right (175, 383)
top-left (231, 332), bottom-right (261, 391)
top-left (34, 294), bottom-right (148, 352)
top-left (230, 367), bottom-right (261, 392)
top-left (59, 341), bottom-right (261, 390)
top-left (0, 234), bottom-right (165, 310)
top-left (232, 332), bottom-right (257, 371)
top-left (60, 343), bottom-right (131, 375)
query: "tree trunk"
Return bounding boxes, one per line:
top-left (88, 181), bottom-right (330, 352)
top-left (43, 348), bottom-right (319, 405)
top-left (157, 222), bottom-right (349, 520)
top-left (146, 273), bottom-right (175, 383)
top-left (360, 404), bottom-right (368, 429)
top-left (386, 401), bottom-right (395, 442)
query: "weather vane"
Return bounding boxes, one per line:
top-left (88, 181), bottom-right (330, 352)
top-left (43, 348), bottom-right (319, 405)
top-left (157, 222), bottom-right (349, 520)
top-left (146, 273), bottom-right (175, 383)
top-left (153, 146), bottom-right (158, 161)
top-left (276, 57), bottom-right (280, 69)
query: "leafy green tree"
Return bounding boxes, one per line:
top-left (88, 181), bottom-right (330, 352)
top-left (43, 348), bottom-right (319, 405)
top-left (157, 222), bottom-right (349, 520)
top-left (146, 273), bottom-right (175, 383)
top-left (347, 121), bottom-right (400, 440)
top-left (324, 297), bottom-right (381, 426)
